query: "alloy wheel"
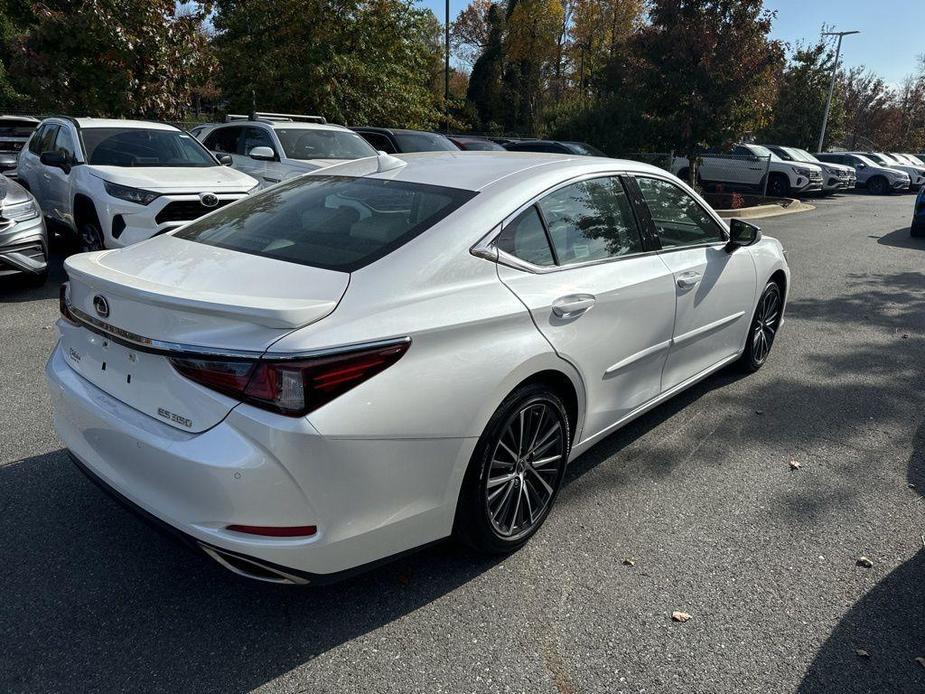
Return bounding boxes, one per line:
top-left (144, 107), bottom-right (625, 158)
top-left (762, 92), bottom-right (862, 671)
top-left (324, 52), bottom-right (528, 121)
top-left (751, 285), bottom-right (781, 365)
top-left (485, 401), bottom-right (566, 540)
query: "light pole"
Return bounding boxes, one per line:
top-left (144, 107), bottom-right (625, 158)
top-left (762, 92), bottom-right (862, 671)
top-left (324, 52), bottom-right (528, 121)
top-left (445, 0), bottom-right (450, 133)
top-left (817, 30), bottom-right (859, 153)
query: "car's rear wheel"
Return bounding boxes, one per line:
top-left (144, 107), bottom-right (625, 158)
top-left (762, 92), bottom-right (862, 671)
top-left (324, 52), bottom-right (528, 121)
top-left (912, 223), bottom-right (925, 238)
top-left (455, 384), bottom-right (570, 554)
top-left (78, 221), bottom-right (104, 253)
top-left (867, 176), bottom-right (889, 195)
top-left (738, 281), bottom-right (782, 372)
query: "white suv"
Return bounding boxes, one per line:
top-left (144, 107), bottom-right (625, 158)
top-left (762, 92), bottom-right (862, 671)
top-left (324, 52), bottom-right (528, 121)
top-left (197, 113), bottom-right (377, 188)
top-left (17, 117), bottom-right (259, 251)
top-left (672, 143), bottom-right (824, 197)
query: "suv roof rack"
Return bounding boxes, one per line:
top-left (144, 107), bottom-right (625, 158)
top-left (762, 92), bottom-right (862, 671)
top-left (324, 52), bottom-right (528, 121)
top-left (225, 112), bottom-right (327, 124)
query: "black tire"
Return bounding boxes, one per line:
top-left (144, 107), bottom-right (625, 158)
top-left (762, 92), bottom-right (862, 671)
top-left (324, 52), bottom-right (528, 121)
top-left (454, 383), bottom-right (570, 554)
top-left (867, 176), bottom-right (889, 196)
top-left (911, 223), bottom-right (925, 238)
top-left (766, 173), bottom-right (789, 198)
top-left (738, 281), bottom-right (783, 373)
top-left (77, 221), bottom-right (104, 252)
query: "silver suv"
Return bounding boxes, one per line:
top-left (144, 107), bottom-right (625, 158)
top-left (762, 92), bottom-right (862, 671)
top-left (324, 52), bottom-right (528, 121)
top-left (0, 174), bottom-right (47, 286)
top-left (0, 115), bottom-right (39, 176)
top-left (198, 113), bottom-right (377, 188)
top-left (816, 153), bottom-right (909, 195)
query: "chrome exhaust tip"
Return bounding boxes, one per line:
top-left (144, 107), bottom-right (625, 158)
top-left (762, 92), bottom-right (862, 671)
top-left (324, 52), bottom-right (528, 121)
top-left (199, 544), bottom-right (309, 585)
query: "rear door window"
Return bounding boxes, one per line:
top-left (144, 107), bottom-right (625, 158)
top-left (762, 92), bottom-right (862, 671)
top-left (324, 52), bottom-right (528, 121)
top-left (204, 126), bottom-right (243, 154)
top-left (536, 177), bottom-right (643, 264)
top-left (173, 175), bottom-right (477, 272)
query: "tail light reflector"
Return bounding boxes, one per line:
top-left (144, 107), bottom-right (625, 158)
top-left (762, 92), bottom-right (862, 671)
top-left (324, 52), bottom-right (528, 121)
top-left (169, 340), bottom-right (409, 416)
top-left (226, 524), bottom-right (317, 538)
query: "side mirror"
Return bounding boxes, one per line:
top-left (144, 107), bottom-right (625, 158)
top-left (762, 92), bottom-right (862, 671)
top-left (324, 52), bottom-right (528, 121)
top-left (218, 154), bottom-right (233, 166)
top-left (249, 146), bottom-right (276, 161)
top-left (40, 151), bottom-right (70, 172)
top-left (856, 162), bottom-right (866, 169)
top-left (726, 218), bottom-right (762, 253)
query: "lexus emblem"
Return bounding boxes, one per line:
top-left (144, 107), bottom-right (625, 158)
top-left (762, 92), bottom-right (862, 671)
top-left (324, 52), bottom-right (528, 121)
top-left (199, 192), bottom-right (219, 208)
top-left (93, 295), bottom-right (110, 318)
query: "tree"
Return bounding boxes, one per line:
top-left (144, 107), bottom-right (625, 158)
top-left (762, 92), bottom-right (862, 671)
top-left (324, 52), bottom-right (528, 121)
top-left (759, 36), bottom-right (846, 150)
top-left (466, 2), bottom-right (506, 131)
top-left (213, 0), bottom-right (445, 129)
top-left (9, 0), bottom-right (213, 118)
top-left (841, 66), bottom-right (894, 149)
top-left (569, 0), bottom-right (642, 99)
top-left (638, 0), bottom-right (785, 185)
top-left (452, 0), bottom-right (502, 67)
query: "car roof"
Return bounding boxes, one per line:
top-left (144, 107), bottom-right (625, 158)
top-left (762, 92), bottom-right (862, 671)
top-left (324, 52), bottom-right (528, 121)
top-left (68, 118), bottom-right (180, 131)
top-left (323, 151), bottom-right (668, 192)
top-left (352, 127), bottom-right (446, 136)
top-left (0, 115), bottom-right (39, 123)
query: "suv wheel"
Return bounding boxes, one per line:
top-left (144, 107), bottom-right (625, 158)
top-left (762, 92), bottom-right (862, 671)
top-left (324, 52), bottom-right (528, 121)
top-left (766, 173), bottom-right (789, 198)
top-left (78, 222), bottom-right (104, 252)
top-left (867, 176), bottom-right (888, 195)
top-left (454, 384), bottom-right (570, 554)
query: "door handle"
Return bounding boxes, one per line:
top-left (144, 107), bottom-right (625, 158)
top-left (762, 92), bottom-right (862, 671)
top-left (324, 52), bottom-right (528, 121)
top-left (676, 271), bottom-right (702, 289)
top-left (552, 294), bottom-right (595, 318)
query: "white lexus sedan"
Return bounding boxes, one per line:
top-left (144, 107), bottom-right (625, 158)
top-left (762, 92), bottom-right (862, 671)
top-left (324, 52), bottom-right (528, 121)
top-left (47, 152), bottom-right (789, 585)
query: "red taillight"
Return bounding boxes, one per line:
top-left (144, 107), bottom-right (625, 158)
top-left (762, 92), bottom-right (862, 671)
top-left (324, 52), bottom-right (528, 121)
top-left (226, 524), bottom-right (317, 537)
top-left (59, 282), bottom-right (79, 325)
top-left (169, 340), bottom-right (410, 416)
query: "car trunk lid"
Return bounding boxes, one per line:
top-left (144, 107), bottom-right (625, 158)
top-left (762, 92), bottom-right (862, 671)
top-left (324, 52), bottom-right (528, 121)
top-left (60, 234), bottom-right (349, 431)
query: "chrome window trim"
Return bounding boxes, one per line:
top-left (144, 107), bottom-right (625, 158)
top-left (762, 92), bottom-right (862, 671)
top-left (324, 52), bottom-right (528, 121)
top-left (470, 168), bottom-right (731, 274)
top-left (64, 298), bottom-right (411, 361)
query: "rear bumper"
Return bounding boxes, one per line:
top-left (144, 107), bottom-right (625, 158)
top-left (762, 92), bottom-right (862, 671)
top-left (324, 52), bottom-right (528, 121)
top-left (46, 343), bottom-right (469, 581)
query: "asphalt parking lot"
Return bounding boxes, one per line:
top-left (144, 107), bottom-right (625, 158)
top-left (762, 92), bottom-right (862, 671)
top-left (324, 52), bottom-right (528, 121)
top-left (1, 191), bottom-right (923, 694)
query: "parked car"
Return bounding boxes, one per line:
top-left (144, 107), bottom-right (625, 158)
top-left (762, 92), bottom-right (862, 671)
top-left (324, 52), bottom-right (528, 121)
top-left (859, 153), bottom-right (924, 190)
top-left (891, 152), bottom-right (925, 168)
top-left (447, 135), bottom-right (507, 151)
top-left (764, 145), bottom-right (856, 193)
top-left (672, 144), bottom-right (823, 197)
top-left (188, 123), bottom-right (219, 141)
top-left (351, 127), bottom-right (460, 153)
top-left (0, 173), bottom-right (47, 286)
top-left (49, 151), bottom-right (789, 584)
top-left (503, 140), bottom-right (606, 156)
top-left (17, 117), bottom-right (258, 252)
top-left (912, 186), bottom-right (925, 238)
top-left (0, 115), bottom-right (39, 176)
top-left (200, 113), bottom-right (377, 188)
top-left (815, 152), bottom-right (910, 195)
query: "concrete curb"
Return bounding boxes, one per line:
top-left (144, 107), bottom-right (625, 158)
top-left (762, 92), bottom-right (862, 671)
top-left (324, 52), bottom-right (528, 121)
top-left (716, 198), bottom-right (815, 220)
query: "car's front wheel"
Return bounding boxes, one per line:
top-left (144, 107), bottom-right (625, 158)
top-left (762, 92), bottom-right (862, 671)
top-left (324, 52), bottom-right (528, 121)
top-left (455, 384), bottom-right (570, 554)
top-left (77, 221), bottom-right (104, 253)
top-left (766, 173), bottom-right (790, 197)
top-left (867, 176), bottom-right (889, 195)
top-left (739, 281), bottom-right (782, 372)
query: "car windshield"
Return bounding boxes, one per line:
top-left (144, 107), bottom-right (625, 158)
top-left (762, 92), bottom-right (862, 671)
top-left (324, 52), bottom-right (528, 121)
top-left (457, 139), bottom-right (505, 151)
top-left (275, 128), bottom-right (376, 160)
top-left (394, 132), bottom-right (459, 152)
top-left (746, 144), bottom-right (781, 162)
top-left (564, 142), bottom-right (607, 157)
top-left (852, 154), bottom-right (878, 167)
top-left (173, 175), bottom-right (477, 272)
top-left (0, 120), bottom-right (37, 138)
top-left (787, 148), bottom-right (820, 163)
top-left (83, 128), bottom-right (216, 167)
top-left (905, 154), bottom-right (925, 166)
top-left (866, 153), bottom-right (894, 166)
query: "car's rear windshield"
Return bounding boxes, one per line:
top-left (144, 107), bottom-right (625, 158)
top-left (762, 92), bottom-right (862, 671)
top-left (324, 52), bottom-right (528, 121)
top-left (173, 175), bottom-right (477, 272)
top-left (0, 120), bottom-right (37, 138)
top-left (276, 128), bottom-right (376, 160)
top-left (394, 132), bottom-right (459, 152)
top-left (82, 128), bottom-right (216, 167)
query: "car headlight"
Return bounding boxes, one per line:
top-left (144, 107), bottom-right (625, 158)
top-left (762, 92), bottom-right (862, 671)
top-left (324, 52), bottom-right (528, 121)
top-left (103, 180), bottom-right (160, 205)
top-left (0, 198), bottom-right (39, 222)
top-left (793, 167), bottom-right (812, 176)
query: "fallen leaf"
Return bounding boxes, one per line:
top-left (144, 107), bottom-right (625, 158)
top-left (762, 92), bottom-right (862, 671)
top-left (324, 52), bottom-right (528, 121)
top-left (856, 649), bottom-right (870, 658)
top-left (622, 558), bottom-right (636, 567)
top-left (902, 334), bottom-right (909, 340)
top-left (789, 459), bottom-right (801, 470)
top-left (857, 556), bottom-right (874, 568)
top-left (915, 657), bottom-right (925, 669)
top-left (671, 611), bottom-right (692, 623)
top-left (755, 410), bottom-right (764, 415)
top-left (909, 483), bottom-right (917, 489)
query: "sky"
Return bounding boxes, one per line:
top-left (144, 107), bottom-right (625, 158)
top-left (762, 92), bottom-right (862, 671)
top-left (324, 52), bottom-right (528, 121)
top-left (419, 0), bottom-right (925, 85)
